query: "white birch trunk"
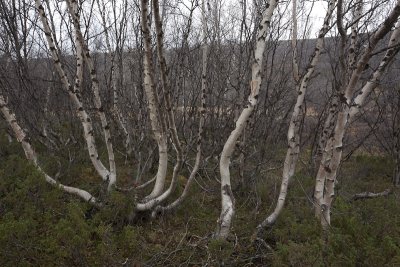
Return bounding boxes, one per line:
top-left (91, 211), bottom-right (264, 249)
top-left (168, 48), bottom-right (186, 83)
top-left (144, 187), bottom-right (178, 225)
top-left (314, 0), bottom-right (363, 217)
top-left (41, 85), bottom-right (51, 138)
top-left (151, 0), bottom-right (208, 215)
top-left (349, 21), bottom-right (400, 118)
top-left (136, 0), bottom-right (185, 210)
top-left (0, 95), bottom-right (98, 205)
top-left (96, 0), bottom-right (132, 156)
top-left (347, 0), bottom-right (363, 75)
top-left (35, 0), bottom-right (112, 187)
top-left (321, 21), bottom-right (400, 227)
top-left (291, 0), bottom-right (300, 84)
top-left (139, 0), bottom-right (168, 200)
top-left (325, 0), bottom-right (361, 141)
top-left (66, 0), bottom-right (117, 190)
top-left (215, 0), bottom-right (278, 240)
top-left (257, 0), bottom-right (336, 232)
top-left (314, 4), bottom-right (400, 228)
top-left (318, 0), bottom-right (362, 160)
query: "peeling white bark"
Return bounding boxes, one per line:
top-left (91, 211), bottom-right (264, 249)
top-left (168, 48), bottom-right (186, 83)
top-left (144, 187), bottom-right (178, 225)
top-left (318, 96), bottom-right (339, 157)
top-left (318, 0), bottom-right (362, 159)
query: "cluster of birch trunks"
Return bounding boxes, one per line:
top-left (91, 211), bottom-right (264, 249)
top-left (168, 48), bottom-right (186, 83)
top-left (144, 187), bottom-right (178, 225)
top-left (1, 0), bottom-right (400, 241)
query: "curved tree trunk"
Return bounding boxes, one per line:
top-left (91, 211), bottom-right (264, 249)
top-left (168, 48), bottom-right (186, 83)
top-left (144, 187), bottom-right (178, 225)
top-left (151, 0), bottom-right (208, 215)
top-left (66, 0), bottom-right (117, 190)
top-left (322, 20), bottom-right (400, 227)
top-left (35, 0), bottom-right (113, 188)
top-left (215, 0), bottom-right (278, 240)
top-left (0, 95), bottom-right (98, 205)
top-left (256, 0), bottom-right (336, 233)
top-left (138, 0), bottom-right (185, 210)
top-left (314, 4), bottom-right (400, 229)
top-left (139, 0), bottom-right (168, 201)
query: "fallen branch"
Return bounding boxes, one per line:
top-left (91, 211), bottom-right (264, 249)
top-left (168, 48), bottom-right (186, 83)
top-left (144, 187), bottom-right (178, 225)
top-left (352, 189), bottom-right (392, 201)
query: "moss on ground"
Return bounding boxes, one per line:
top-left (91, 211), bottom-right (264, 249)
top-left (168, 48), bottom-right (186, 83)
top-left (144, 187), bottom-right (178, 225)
top-left (0, 133), bottom-right (399, 266)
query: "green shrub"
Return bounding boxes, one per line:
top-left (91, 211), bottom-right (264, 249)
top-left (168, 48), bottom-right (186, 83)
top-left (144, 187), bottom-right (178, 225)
top-left (208, 239), bottom-right (235, 263)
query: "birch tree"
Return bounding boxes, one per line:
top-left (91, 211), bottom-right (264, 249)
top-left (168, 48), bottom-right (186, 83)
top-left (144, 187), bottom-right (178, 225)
top-left (66, 0), bottom-right (117, 189)
top-left (256, 0), bottom-right (336, 233)
top-left (95, 0), bottom-right (132, 156)
top-left (135, 0), bottom-right (207, 212)
top-left (35, 0), bottom-right (116, 190)
top-left (215, 0), bottom-right (278, 240)
top-left (137, 0), bottom-right (169, 202)
top-left (152, 0), bottom-right (208, 215)
top-left (134, 0), bottom-right (183, 211)
top-left (316, 0), bottom-right (363, 162)
top-left (314, 1), bottom-right (400, 230)
top-left (0, 94), bottom-right (98, 205)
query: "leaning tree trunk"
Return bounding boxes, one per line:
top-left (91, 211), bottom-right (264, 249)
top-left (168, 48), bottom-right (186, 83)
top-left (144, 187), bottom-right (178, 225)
top-left (316, 0), bottom-right (362, 166)
top-left (66, 0), bottom-right (117, 190)
top-left (35, 0), bottom-right (113, 189)
top-left (0, 95), bottom-right (98, 205)
top-left (256, 0), bottom-right (336, 233)
top-left (96, 0), bottom-right (132, 156)
top-left (314, 4), bottom-right (400, 229)
top-left (215, 0), bottom-right (278, 240)
top-left (315, 0), bottom-right (362, 219)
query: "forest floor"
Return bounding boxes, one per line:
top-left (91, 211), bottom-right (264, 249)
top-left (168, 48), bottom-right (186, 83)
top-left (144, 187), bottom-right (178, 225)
top-left (0, 133), bottom-right (399, 266)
